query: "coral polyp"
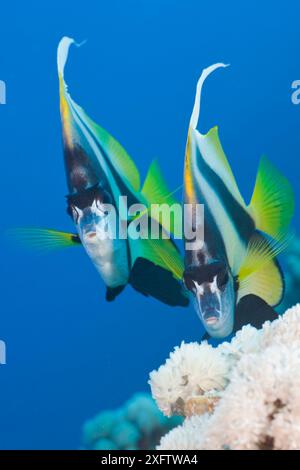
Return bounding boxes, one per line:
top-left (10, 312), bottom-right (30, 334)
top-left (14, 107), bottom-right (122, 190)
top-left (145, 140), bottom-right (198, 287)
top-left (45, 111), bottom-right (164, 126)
top-left (151, 304), bottom-right (300, 450)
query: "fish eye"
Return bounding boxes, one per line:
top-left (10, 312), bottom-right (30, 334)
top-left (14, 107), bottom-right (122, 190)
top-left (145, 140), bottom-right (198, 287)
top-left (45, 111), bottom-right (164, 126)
top-left (71, 205), bottom-right (80, 223)
top-left (95, 191), bottom-right (112, 215)
top-left (95, 198), bottom-right (109, 216)
top-left (217, 269), bottom-right (229, 290)
top-left (183, 273), bottom-right (196, 292)
top-left (95, 198), bottom-right (104, 211)
top-left (95, 189), bottom-right (112, 207)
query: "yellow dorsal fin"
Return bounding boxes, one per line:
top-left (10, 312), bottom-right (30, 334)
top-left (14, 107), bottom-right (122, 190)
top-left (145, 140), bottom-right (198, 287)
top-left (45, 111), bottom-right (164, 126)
top-left (248, 156), bottom-right (294, 240)
top-left (237, 231), bottom-right (289, 306)
top-left (141, 160), bottom-right (178, 205)
top-left (141, 160), bottom-right (182, 236)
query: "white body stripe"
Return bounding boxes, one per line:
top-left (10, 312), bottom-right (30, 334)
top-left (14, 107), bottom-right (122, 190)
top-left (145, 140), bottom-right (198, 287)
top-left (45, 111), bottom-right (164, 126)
top-left (190, 136), bottom-right (247, 274)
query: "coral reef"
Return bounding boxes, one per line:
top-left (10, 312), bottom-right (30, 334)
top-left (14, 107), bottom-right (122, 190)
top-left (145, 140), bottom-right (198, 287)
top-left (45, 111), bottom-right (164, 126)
top-left (81, 393), bottom-right (182, 450)
top-left (149, 342), bottom-right (229, 417)
top-left (150, 304), bottom-right (300, 450)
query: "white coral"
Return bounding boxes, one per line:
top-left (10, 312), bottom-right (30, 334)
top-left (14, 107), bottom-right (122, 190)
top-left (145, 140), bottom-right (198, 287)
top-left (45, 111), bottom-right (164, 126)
top-left (157, 415), bottom-right (210, 450)
top-left (261, 304), bottom-right (300, 348)
top-left (203, 342), bottom-right (300, 450)
top-left (218, 323), bottom-right (262, 359)
top-left (149, 341), bottom-right (230, 416)
top-left (153, 304), bottom-right (300, 450)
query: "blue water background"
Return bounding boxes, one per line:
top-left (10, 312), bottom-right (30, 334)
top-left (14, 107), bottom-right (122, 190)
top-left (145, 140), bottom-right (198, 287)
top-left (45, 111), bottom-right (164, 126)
top-left (0, 0), bottom-right (299, 449)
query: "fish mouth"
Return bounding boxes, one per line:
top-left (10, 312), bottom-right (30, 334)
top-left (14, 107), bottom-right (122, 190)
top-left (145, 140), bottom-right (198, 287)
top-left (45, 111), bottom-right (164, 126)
top-left (83, 231), bottom-right (97, 241)
top-left (205, 316), bottom-right (219, 326)
top-left (202, 307), bottom-right (221, 327)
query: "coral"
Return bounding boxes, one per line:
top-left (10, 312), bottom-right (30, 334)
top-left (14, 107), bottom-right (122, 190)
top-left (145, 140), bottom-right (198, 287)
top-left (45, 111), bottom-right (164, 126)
top-left (183, 395), bottom-right (220, 418)
top-left (82, 410), bottom-right (123, 446)
top-left (93, 439), bottom-right (118, 450)
top-left (110, 421), bottom-right (141, 449)
top-left (151, 304), bottom-right (300, 450)
top-left (149, 342), bottom-right (230, 417)
top-left (81, 392), bottom-right (182, 450)
top-left (158, 415), bottom-right (210, 450)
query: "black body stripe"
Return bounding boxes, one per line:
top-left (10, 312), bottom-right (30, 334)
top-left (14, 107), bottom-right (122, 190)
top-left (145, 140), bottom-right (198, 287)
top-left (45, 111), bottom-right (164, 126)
top-left (194, 144), bottom-right (255, 243)
top-left (68, 99), bottom-right (180, 271)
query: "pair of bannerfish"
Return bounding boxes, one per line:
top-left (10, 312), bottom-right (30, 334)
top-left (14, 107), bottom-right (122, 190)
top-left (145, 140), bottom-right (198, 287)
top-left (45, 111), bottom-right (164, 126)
top-left (16, 38), bottom-right (294, 339)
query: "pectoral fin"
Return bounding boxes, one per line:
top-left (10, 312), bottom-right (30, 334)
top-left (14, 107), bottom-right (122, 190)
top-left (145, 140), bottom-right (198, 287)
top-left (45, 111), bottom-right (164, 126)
top-left (129, 257), bottom-right (189, 307)
top-left (234, 294), bottom-right (278, 331)
top-left (237, 231), bottom-right (287, 306)
top-left (130, 235), bottom-right (184, 280)
top-left (8, 228), bottom-right (81, 251)
top-left (106, 285), bottom-right (126, 301)
top-left (248, 156), bottom-right (294, 240)
top-left (129, 236), bottom-right (188, 306)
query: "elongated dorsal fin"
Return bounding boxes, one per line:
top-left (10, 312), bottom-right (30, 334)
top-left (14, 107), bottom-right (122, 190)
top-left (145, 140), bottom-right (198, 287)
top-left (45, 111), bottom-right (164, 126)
top-left (189, 63), bottom-right (229, 130)
top-left (248, 156), bottom-right (294, 240)
top-left (57, 36), bottom-right (75, 79)
top-left (186, 63), bottom-right (247, 211)
top-left (57, 37), bottom-right (141, 193)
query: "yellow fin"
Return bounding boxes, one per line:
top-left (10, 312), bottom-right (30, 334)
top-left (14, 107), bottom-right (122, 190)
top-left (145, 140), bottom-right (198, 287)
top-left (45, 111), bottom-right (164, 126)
top-left (249, 156), bottom-right (294, 240)
top-left (238, 258), bottom-right (283, 307)
top-left (141, 160), bottom-right (182, 236)
top-left (8, 227), bottom-right (81, 251)
top-left (130, 235), bottom-right (184, 281)
top-left (141, 160), bottom-right (178, 205)
top-left (237, 232), bottom-right (288, 306)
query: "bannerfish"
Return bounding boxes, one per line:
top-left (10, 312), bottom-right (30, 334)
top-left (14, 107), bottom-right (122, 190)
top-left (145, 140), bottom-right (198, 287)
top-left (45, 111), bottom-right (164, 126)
top-left (183, 63), bottom-right (294, 338)
top-left (14, 37), bottom-right (188, 307)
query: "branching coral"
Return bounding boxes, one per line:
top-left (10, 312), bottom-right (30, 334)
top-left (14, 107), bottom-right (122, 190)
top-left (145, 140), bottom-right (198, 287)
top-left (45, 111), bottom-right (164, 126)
top-left (81, 393), bottom-right (182, 450)
top-left (151, 304), bottom-right (300, 450)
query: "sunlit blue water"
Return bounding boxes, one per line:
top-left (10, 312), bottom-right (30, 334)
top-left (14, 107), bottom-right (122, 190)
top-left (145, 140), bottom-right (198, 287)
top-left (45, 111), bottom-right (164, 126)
top-left (0, 0), bottom-right (299, 449)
